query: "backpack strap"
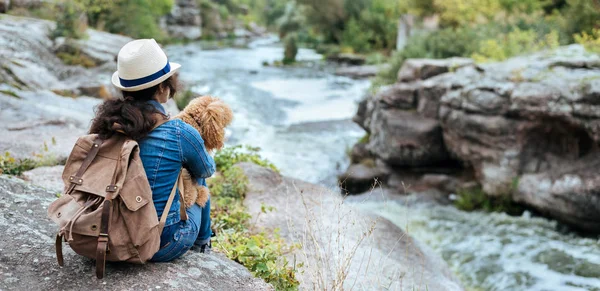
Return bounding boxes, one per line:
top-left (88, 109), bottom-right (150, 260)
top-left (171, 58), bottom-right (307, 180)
top-left (96, 200), bottom-right (112, 279)
top-left (66, 138), bottom-right (103, 194)
top-left (158, 169), bottom-right (186, 234)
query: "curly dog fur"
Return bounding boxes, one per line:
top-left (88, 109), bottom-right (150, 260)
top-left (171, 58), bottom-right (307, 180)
top-left (175, 96), bottom-right (233, 209)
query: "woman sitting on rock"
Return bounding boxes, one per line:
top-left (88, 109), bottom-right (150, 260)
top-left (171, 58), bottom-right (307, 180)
top-left (89, 39), bottom-right (215, 261)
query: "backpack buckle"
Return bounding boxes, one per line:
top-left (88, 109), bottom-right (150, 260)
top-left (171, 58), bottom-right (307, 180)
top-left (106, 185), bottom-right (118, 192)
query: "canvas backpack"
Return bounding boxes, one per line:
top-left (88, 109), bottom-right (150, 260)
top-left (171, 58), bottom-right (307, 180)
top-left (47, 133), bottom-right (185, 279)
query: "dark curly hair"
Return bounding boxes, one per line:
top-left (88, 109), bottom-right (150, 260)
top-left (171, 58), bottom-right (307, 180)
top-left (89, 75), bottom-right (178, 141)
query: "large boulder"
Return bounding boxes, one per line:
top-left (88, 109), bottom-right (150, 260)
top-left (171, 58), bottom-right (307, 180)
top-left (0, 175), bottom-right (272, 290)
top-left (239, 163), bottom-right (463, 291)
top-left (347, 45), bottom-right (600, 232)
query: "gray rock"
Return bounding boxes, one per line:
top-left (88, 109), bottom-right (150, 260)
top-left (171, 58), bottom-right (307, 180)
top-left (22, 166), bottom-right (65, 192)
top-left (239, 163), bottom-right (463, 291)
top-left (377, 83), bottom-right (417, 109)
top-left (0, 0), bottom-right (9, 13)
top-left (165, 0), bottom-right (202, 40)
top-left (0, 175), bottom-right (272, 290)
top-left (367, 109), bottom-right (449, 166)
top-left (338, 162), bottom-right (388, 194)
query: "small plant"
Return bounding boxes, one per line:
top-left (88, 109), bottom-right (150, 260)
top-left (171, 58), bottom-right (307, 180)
top-left (0, 89), bottom-right (20, 98)
top-left (214, 145), bottom-right (278, 173)
top-left (56, 51), bottom-right (97, 68)
top-left (0, 152), bottom-right (37, 176)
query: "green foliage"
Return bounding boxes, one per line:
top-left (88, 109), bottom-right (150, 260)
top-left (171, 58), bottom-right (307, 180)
top-left (283, 33), bottom-right (299, 65)
top-left (214, 145), bottom-right (279, 173)
top-left (0, 152), bottom-right (36, 176)
top-left (56, 51), bottom-right (97, 68)
top-left (0, 139), bottom-right (62, 176)
top-left (454, 185), bottom-right (524, 215)
top-left (209, 146), bottom-right (297, 290)
top-left (574, 29), bottom-right (600, 54)
top-left (472, 29), bottom-right (560, 62)
top-left (52, 0), bottom-right (88, 39)
top-left (0, 89), bottom-right (20, 98)
top-left (563, 0), bottom-right (600, 37)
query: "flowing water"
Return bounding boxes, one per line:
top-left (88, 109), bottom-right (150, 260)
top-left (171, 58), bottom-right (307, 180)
top-left (167, 39), bottom-right (600, 291)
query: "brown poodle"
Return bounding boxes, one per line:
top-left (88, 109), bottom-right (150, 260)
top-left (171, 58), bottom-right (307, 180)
top-left (175, 96), bottom-right (233, 208)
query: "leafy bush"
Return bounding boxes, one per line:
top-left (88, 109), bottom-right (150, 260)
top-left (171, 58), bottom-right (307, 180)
top-left (454, 185), bottom-right (524, 215)
top-left (472, 29), bottom-right (560, 62)
top-left (214, 145), bottom-right (278, 173)
top-left (574, 29), bottom-right (600, 54)
top-left (52, 0), bottom-right (88, 39)
top-left (208, 145), bottom-right (296, 290)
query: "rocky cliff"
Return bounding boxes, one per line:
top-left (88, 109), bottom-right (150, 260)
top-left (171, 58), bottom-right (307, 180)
top-left (341, 45), bottom-right (600, 233)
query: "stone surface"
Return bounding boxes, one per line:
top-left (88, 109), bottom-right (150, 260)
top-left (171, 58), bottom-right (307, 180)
top-left (346, 45), bottom-right (600, 232)
top-left (367, 109), bottom-right (449, 166)
top-left (338, 162), bottom-right (388, 194)
top-left (239, 163), bottom-right (463, 291)
top-left (0, 175), bottom-right (272, 290)
top-left (397, 57), bottom-right (474, 82)
top-left (22, 166), bottom-right (65, 192)
top-left (326, 53), bottom-right (367, 66)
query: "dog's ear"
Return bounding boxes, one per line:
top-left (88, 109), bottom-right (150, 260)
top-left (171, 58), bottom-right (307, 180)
top-left (187, 96), bottom-right (233, 151)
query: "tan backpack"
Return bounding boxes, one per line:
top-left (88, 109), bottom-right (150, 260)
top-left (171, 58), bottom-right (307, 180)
top-left (47, 133), bottom-right (185, 279)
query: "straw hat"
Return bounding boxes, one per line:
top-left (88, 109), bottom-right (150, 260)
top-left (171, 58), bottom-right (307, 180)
top-left (111, 39), bottom-right (181, 92)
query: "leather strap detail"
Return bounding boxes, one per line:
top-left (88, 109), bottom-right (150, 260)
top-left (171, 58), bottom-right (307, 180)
top-left (55, 233), bottom-right (64, 266)
top-left (178, 175), bottom-right (188, 221)
top-left (96, 200), bottom-right (111, 279)
top-left (67, 138), bottom-right (103, 194)
top-left (158, 169), bottom-right (183, 234)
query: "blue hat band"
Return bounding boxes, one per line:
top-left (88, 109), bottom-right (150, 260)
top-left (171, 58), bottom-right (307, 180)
top-left (119, 62), bottom-right (171, 88)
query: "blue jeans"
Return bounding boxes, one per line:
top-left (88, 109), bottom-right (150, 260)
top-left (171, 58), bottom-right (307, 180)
top-left (151, 198), bottom-right (212, 262)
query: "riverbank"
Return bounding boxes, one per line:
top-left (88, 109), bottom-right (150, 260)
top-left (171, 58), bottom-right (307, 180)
top-left (0, 16), bottom-right (459, 290)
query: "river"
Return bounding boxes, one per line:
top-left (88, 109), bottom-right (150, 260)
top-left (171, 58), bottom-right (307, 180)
top-left (167, 39), bottom-right (600, 291)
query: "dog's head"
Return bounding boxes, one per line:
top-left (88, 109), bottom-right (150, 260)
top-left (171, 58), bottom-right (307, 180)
top-left (176, 96), bottom-right (233, 151)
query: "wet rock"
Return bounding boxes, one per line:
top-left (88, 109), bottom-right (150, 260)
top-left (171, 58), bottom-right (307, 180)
top-left (367, 109), bottom-right (449, 166)
top-left (348, 141), bottom-right (372, 163)
top-left (0, 175), bottom-right (272, 290)
top-left (326, 53), bottom-right (366, 66)
top-left (397, 57), bottom-right (474, 82)
top-left (338, 162), bottom-right (388, 194)
top-left (377, 83), bottom-right (417, 109)
top-left (334, 64), bottom-right (389, 79)
top-left (239, 163), bottom-right (463, 291)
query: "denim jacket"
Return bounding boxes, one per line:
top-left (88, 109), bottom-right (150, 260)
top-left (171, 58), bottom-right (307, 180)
top-left (138, 101), bottom-right (216, 228)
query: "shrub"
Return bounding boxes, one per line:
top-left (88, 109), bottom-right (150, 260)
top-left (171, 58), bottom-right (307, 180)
top-left (574, 29), bottom-right (600, 54)
top-left (214, 145), bottom-right (278, 173)
top-left (472, 29), bottom-right (560, 62)
top-left (0, 152), bottom-right (36, 176)
top-left (454, 185), bottom-right (524, 215)
top-left (283, 33), bottom-right (299, 65)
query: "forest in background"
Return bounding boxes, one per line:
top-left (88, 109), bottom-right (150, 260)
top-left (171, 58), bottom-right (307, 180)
top-left (6, 0), bottom-right (600, 85)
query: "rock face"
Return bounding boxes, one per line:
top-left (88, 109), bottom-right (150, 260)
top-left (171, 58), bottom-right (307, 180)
top-left (165, 0), bottom-right (202, 40)
top-left (0, 16), bottom-right (180, 162)
top-left (239, 163), bottom-right (463, 291)
top-left (343, 45), bottom-right (600, 233)
top-left (0, 175), bottom-right (272, 290)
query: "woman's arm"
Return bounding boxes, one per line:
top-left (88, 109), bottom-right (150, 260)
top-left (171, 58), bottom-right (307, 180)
top-left (179, 123), bottom-right (216, 178)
